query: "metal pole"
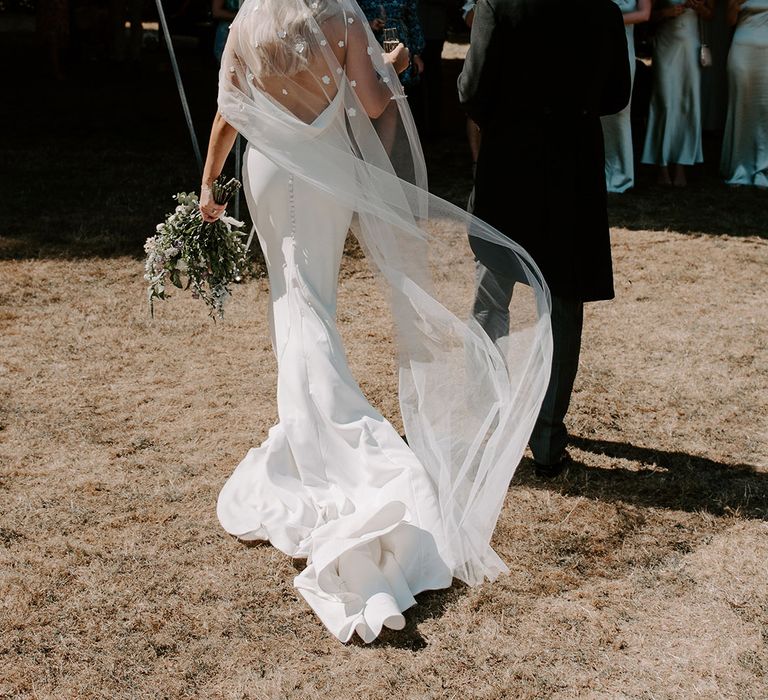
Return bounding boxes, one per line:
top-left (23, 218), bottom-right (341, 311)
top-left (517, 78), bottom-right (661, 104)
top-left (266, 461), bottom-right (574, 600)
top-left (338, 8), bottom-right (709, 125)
top-left (232, 0), bottom-right (245, 219)
top-left (234, 135), bottom-right (242, 219)
top-left (155, 0), bottom-right (203, 174)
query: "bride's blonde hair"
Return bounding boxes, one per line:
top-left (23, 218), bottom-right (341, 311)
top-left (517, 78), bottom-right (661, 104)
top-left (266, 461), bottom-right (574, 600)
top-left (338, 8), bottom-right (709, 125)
top-left (236, 0), bottom-right (340, 80)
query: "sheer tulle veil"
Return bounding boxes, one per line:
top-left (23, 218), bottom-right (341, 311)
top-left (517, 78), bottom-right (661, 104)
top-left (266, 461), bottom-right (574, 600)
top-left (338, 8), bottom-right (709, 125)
top-left (218, 0), bottom-right (553, 586)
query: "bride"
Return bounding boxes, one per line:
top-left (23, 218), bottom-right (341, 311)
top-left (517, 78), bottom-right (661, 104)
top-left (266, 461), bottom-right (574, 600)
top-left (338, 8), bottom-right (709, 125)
top-left (198, 0), bottom-right (552, 643)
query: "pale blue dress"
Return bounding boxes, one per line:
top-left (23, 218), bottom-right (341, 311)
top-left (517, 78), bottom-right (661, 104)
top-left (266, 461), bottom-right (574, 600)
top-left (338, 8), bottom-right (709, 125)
top-left (642, 0), bottom-right (704, 166)
top-left (602, 0), bottom-right (638, 192)
top-left (720, 0), bottom-right (768, 187)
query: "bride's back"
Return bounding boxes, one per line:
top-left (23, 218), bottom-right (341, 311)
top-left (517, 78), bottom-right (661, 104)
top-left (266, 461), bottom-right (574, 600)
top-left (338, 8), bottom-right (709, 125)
top-left (229, 0), bottom-right (348, 124)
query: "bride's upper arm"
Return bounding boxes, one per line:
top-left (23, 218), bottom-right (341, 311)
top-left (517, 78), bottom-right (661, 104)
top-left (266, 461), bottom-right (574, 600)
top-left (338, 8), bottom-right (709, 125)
top-left (344, 21), bottom-right (390, 119)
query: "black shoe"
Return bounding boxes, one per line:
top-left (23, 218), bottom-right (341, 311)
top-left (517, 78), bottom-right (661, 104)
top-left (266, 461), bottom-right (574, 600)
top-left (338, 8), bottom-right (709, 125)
top-left (533, 452), bottom-right (571, 479)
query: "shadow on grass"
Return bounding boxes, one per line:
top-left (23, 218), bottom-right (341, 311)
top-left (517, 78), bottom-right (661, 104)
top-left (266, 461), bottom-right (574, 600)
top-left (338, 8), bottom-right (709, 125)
top-left (516, 435), bottom-right (768, 520)
top-left (356, 580), bottom-right (469, 651)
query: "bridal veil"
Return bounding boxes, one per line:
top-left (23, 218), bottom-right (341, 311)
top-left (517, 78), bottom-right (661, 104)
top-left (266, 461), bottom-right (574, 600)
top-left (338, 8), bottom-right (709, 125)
top-left (216, 0), bottom-right (552, 625)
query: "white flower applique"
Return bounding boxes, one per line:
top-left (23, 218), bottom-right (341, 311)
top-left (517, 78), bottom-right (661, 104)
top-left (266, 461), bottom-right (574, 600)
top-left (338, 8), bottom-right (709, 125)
top-left (347, 108), bottom-right (357, 117)
top-left (322, 75), bottom-right (331, 85)
top-left (282, 88), bottom-right (289, 95)
top-left (350, 80), bottom-right (357, 87)
top-left (338, 40), bottom-right (345, 48)
top-left (366, 46), bottom-right (373, 55)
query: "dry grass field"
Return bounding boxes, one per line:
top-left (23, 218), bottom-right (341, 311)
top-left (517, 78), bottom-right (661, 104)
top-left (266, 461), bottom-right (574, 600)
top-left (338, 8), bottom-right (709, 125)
top-left (2, 226), bottom-right (767, 699)
top-left (2, 26), bottom-right (768, 700)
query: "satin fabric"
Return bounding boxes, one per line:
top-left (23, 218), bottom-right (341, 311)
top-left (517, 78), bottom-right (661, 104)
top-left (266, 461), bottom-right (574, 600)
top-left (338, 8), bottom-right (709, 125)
top-left (642, 0), bottom-right (704, 166)
top-left (217, 98), bottom-right (453, 642)
top-left (602, 0), bottom-right (638, 193)
top-left (720, 0), bottom-right (768, 187)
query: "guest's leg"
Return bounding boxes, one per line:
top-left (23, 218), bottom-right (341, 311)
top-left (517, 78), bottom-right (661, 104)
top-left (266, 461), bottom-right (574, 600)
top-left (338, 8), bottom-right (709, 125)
top-left (657, 165), bottom-right (672, 185)
top-left (672, 163), bottom-right (687, 187)
top-left (472, 262), bottom-right (515, 343)
top-left (529, 294), bottom-right (584, 465)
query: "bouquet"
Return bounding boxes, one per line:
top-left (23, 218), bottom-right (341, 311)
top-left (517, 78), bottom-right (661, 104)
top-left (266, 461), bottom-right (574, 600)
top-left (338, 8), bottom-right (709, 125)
top-left (144, 175), bottom-right (249, 319)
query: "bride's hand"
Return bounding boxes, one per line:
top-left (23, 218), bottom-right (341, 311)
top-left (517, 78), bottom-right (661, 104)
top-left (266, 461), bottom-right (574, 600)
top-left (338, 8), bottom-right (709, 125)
top-left (200, 183), bottom-right (225, 223)
top-left (384, 43), bottom-right (410, 75)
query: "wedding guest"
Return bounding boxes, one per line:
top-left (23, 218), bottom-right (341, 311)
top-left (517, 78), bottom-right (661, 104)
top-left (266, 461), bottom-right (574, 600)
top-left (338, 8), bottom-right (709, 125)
top-left (358, 0), bottom-right (425, 131)
top-left (418, 0), bottom-right (455, 139)
top-left (463, 1), bottom-right (482, 175)
top-left (602, 0), bottom-right (651, 192)
top-left (720, 0), bottom-right (768, 187)
top-left (641, 0), bottom-right (714, 187)
top-left (458, 0), bottom-right (630, 476)
top-left (213, 0), bottom-right (241, 64)
top-left (701, 0), bottom-right (733, 131)
top-left (357, 0), bottom-right (425, 84)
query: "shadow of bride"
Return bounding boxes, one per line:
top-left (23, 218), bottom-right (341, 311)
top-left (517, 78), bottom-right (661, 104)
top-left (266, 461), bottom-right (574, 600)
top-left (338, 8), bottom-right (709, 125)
top-left (515, 436), bottom-right (768, 520)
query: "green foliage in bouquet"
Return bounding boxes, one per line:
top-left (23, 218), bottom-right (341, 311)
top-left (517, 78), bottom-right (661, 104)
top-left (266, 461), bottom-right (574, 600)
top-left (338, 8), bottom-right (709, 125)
top-left (145, 175), bottom-right (250, 320)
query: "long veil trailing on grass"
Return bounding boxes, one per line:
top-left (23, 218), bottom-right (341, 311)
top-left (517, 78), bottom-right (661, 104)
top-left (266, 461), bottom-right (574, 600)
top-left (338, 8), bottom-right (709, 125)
top-left (216, 0), bottom-right (552, 640)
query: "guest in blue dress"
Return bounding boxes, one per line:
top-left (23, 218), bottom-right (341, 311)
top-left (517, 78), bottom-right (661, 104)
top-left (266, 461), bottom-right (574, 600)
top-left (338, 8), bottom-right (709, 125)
top-left (601, 0), bottom-right (652, 193)
top-left (721, 0), bottom-right (768, 187)
top-left (701, 0), bottom-right (733, 131)
top-left (641, 0), bottom-right (714, 186)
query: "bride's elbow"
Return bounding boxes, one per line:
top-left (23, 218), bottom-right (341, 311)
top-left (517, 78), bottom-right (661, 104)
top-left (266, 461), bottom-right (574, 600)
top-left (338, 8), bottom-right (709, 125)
top-left (362, 93), bottom-right (392, 119)
top-left (366, 102), bottom-right (388, 119)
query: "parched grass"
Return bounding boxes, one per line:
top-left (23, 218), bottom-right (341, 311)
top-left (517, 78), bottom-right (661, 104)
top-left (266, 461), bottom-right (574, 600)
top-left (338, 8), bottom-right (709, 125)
top-left (1, 229), bottom-right (767, 699)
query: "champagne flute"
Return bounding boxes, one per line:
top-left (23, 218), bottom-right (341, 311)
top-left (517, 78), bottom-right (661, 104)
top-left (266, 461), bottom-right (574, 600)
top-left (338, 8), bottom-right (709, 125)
top-left (382, 27), bottom-right (400, 53)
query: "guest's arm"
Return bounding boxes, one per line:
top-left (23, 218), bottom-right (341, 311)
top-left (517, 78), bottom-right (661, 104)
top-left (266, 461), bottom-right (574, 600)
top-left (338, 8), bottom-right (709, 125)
top-left (622, 0), bottom-right (652, 24)
top-left (457, 0), bottom-right (499, 125)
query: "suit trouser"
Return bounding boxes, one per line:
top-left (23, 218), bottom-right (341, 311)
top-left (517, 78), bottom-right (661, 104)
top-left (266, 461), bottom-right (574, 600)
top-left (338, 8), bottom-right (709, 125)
top-left (473, 264), bottom-right (584, 465)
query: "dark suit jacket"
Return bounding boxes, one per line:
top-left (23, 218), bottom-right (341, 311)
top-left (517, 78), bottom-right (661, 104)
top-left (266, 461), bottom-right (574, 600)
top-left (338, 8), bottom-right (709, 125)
top-left (457, 0), bottom-right (630, 301)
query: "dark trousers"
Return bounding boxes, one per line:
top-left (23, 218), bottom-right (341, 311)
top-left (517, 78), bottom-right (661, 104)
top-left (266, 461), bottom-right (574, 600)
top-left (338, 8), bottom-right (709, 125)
top-left (473, 264), bottom-right (584, 465)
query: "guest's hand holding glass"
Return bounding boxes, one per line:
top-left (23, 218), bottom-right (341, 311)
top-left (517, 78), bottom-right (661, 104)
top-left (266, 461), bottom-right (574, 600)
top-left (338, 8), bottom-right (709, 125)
top-left (384, 42), bottom-right (410, 74)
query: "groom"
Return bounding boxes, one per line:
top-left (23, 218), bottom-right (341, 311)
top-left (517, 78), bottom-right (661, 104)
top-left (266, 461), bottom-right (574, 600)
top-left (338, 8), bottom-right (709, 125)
top-left (458, 0), bottom-right (630, 476)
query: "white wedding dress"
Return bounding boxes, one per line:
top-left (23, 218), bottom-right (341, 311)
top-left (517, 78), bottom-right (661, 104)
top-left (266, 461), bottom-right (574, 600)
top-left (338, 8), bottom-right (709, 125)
top-left (215, 0), bottom-right (552, 643)
top-left (218, 98), bottom-right (453, 641)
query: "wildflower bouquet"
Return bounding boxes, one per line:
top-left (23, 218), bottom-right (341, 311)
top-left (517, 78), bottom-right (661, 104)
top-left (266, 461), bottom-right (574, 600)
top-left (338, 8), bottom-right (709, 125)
top-left (145, 175), bottom-right (249, 319)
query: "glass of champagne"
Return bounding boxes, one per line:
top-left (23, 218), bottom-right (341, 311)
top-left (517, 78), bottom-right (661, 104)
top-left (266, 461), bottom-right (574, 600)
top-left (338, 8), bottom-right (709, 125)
top-left (382, 27), bottom-right (400, 53)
